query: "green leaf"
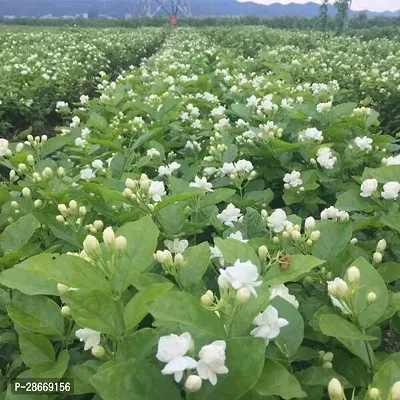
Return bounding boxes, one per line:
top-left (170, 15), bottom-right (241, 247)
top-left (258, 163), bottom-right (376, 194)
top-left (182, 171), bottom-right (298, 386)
top-left (40, 129), bottom-right (81, 156)
top-left (328, 102), bottom-right (357, 120)
top-left (0, 254), bottom-right (57, 296)
top-left (1, 214), bottom-right (40, 253)
top-left (156, 203), bottom-right (184, 235)
top-left (117, 328), bottom-right (159, 363)
top-left (154, 192), bottom-right (202, 212)
top-left (64, 360), bottom-right (100, 394)
top-left (312, 221), bottom-right (353, 261)
top-left (319, 314), bottom-right (376, 340)
top-left (199, 188), bottom-right (236, 208)
top-left (380, 214), bottom-right (400, 234)
top-left (80, 182), bottom-right (127, 203)
top-left (350, 257), bottom-right (388, 329)
top-left (271, 297), bottom-right (304, 358)
top-left (295, 367), bottom-right (351, 388)
top-left (231, 103), bottom-right (251, 120)
top-left (264, 254), bottom-right (325, 286)
top-left (19, 333), bottom-right (55, 374)
top-left (110, 153), bottom-right (126, 179)
top-left (335, 190), bottom-right (379, 212)
top-left (179, 242), bottom-right (211, 288)
top-left (337, 337), bottom-right (376, 367)
top-left (87, 112), bottom-right (108, 130)
top-left (362, 166), bottom-right (400, 183)
top-left (214, 238), bottom-right (260, 269)
top-left (7, 295), bottom-right (64, 338)
top-left (147, 291), bottom-right (227, 339)
top-left (123, 283), bottom-right (173, 331)
top-left (241, 208), bottom-right (268, 239)
top-left (158, 98), bottom-right (181, 118)
top-left (63, 289), bottom-right (124, 337)
top-left (90, 359), bottom-right (181, 400)
top-left (377, 263), bottom-right (400, 283)
top-left (370, 361), bottom-right (400, 400)
top-left (254, 359), bottom-right (306, 399)
top-left (45, 254), bottom-right (110, 291)
top-left (189, 337), bottom-right (265, 400)
top-left (114, 216), bottom-right (159, 291)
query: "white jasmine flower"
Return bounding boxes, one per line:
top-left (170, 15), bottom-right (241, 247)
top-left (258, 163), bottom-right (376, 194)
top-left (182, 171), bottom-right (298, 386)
top-left (316, 101), bottom-right (332, 113)
top-left (203, 167), bottom-right (218, 177)
top-left (355, 136), bottom-right (373, 151)
top-left (219, 260), bottom-right (262, 297)
top-left (156, 333), bottom-right (197, 383)
top-left (250, 305), bottom-right (289, 344)
top-left (386, 155), bottom-right (400, 166)
top-left (76, 328), bottom-right (101, 351)
top-left (317, 147), bottom-right (336, 169)
top-left (303, 128), bottom-right (323, 142)
top-left (92, 160), bottom-right (103, 169)
top-left (158, 162), bottom-right (181, 176)
top-left (283, 170), bottom-right (302, 188)
top-left (189, 176), bottom-right (213, 192)
top-left (267, 209), bottom-right (292, 233)
top-left (234, 159), bottom-right (253, 173)
top-left (217, 203), bottom-right (242, 227)
top-left (81, 128), bottom-right (91, 139)
top-left (220, 163), bottom-right (236, 176)
top-left (80, 95), bottom-right (89, 104)
top-left (381, 181), bottom-right (400, 200)
top-left (70, 116), bottom-right (80, 128)
top-left (148, 181), bottom-right (166, 202)
top-left (147, 148), bottom-right (161, 159)
top-left (164, 239), bottom-right (189, 254)
top-left (75, 137), bottom-right (86, 147)
top-left (320, 206), bottom-right (349, 221)
top-left (80, 168), bottom-right (95, 180)
top-left (269, 284), bottom-right (299, 309)
top-left (197, 341), bottom-right (229, 385)
top-left (360, 179), bottom-right (378, 197)
top-left (192, 120), bottom-right (202, 129)
top-left (227, 231), bottom-right (248, 243)
top-left (0, 139), bottom-right (9, 157)
top-left (247, 95), bottom-right (260, 107)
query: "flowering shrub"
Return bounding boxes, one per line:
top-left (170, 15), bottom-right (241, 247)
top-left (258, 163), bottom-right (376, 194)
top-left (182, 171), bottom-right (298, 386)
top-left (0, 28), bottom-right (165, 136)
top-left (0, 28), bottom-right (399, 399)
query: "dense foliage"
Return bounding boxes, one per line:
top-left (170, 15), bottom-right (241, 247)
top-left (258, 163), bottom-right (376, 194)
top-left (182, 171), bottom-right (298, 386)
top-left (0, 28), bottom-right (165, 138)
top-left (0, 27), bottom-right (400, 400)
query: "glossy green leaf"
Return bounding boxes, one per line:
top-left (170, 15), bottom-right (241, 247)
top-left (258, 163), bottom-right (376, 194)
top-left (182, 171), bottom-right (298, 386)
top-left (179, 242), bottom-right (211, 288)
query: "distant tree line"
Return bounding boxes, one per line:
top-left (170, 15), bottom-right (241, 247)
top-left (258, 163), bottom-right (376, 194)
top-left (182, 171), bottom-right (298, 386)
top-left (1, 13), bottom-right (400, 33)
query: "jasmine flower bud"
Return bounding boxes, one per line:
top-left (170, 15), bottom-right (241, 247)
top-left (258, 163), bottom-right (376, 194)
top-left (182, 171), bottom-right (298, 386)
top-left (115, 236), bottom-right (127, 255)
top-left (368, 388), bottom-right (380, 400)
top-left (291, 230), bottom-right (301, 241)
top-left (34, 199), bottom-right (43, 208)
top-left (347, 266), bottom-right (360, 284)
top-left (83, 235), bottom-right (100, 258)
top-left (258, 245), bottom-right (269, 260)
top-left (322, 362), bottom-right (333, 369)
top-left (93, 220), bottom-right (104, 231)
top-left (305, 216), bottom-right (315, 230)
top-left (57, 167), bottom-right (65, 178)
top-left (376, 239), bottom-right (386, 253)
top-left (201, 290), bottom-right (214, 306)
top-left (58, 204), bottom-right (68, 215)
top-left (42, 167), bottom-right (53, 179)
top-left (350, 238), bottom-right (358, 245)
top-left (56, 215), bottom-right (65, 223)
top-left (61, 305), bottom-right (72, 318)
top-left (91, 345), bottom-right (105, 358)
top-left (236, 287), bottom-right (251, 304)
top-left (306, 239), bottom-right (313, 246)
top-left (79, 206), bottom-right (87, 216)
top-left (218, 274), bottom-right (229, 289)
top-left (367, 292), bottom-right (377, 304)
top-left (69, 200), bottom-right (77, 211)
top-left (373, 252), bottom-right (382, 264)
top-left (26, 154), bottom-right (35, 166)
top-left (391, 382), bottom-right (400, 400)
top-left (185, 375), bottom-right (202, 392)
top-left (328, 378), bottom-right (344, 400)
top-left (22, 187), bottom-right (31, 197)
top-left (11, 201), bottom-right (19, 209)
top-left (174, 253), bottom-right (184, 267)
top-left (57, 283), bottom-right (70, 295)
top-left (103, 227), bottom-right (116, 249)
top-left (322, 352), bottom-right (334, 362)
top-left (310, 230), bottom-right (321, 241)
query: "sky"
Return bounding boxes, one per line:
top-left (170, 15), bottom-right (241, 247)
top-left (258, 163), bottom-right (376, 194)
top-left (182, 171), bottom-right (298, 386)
top-left (237, 0), bottom-right (400, 12)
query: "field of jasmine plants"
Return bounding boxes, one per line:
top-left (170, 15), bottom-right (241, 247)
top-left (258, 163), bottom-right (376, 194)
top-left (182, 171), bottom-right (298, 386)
top-left (0, 26), bottom-right (400, 400)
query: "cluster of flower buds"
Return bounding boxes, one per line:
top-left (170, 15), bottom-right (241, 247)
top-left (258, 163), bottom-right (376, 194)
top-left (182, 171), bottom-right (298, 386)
top-left (282, 217), bottom-right (321, 247)
top-left (24, 134), bottom-right (48, 149)
top-left (56, 200), bottom-right (87, 226)
top-left (83, 227), bottom-right (127, 273)
top-left (373, 239), bottom-right (386, 265)
top-left (154, 249), bottom-right (184, 277)
top-left (0, 138), bottom-right (12, 158)
top-left (352, 106), bottom-right (372, 118)
top-left (85, 220), bottom-right (104, 234)
top-left (208, 132), bottom-right (228, 162)
top-left (318, 350), bottom-right (334, 369)
top-left (123, 174), bottom-right (166, 210)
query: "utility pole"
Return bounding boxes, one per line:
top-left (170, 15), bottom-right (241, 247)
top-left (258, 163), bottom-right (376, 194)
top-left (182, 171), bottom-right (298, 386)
top-left (134, 0), bottom-right (191, 19)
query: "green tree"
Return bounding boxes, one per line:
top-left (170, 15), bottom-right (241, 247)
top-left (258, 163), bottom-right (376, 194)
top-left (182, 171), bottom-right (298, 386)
top-left (319, 0), bottom-right (329, 30)
top-left (335, 0), bottom-right (352, 34)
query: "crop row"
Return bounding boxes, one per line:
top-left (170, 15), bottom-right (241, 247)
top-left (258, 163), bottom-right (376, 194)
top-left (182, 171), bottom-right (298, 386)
top-left (0, 28), bottom-right (399, 399)
top-left (0, 28), bottom-right (165, 138)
